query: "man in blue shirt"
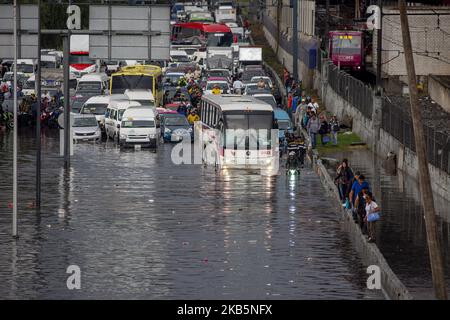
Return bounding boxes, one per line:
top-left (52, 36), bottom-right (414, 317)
top-left (349, 174), bottom-right (370, 221)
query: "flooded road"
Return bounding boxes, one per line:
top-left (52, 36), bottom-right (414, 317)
top-left (0, 129), bottom-right (382, 299)
top-left (329, 150), bottom-right (450, 299)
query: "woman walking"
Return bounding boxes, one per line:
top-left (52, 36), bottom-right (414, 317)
top-left (364, 192), bottom-right (380, 243)
top-left (334, 159), bottom-right (353, 205)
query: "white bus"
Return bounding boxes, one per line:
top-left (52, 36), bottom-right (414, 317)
top-left (198, 94), bottom-right (278, 173)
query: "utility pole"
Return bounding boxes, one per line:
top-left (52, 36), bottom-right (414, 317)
top-left (292, 0), bottom-right (298, 82)
top-left (398, 0), bottom-right (448, 300)
top-left (36, 0), bottom-right (41, 210)
top-left (324, 0), bottom-right (329, 53)
top-left (376, 0), bottom-right (382, 95)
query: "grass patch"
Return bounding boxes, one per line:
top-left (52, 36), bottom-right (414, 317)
top-left (316, 131), bottom-right (366, 155)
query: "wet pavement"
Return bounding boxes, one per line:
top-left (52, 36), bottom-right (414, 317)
top-left (329, 149), bottom-right (450, 299)
top-left (0, 129), bottom-right (382, 299)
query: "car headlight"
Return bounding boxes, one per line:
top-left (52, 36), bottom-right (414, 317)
top-left (164, 128), bottom-right (171, 133)
top-left (120, 134), bottom-right (127, 139)
top-left (148, 134), bottom-right (156, 139)
top-left (188, 127), bottom-right (193, 132)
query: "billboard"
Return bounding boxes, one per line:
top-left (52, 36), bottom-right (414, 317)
top-left (89, 5), bottom-right (170, 60)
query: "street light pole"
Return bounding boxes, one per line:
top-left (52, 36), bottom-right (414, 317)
top-left (376, 0), bottom-right (382, 95)
top-left (12, 0), bottom-right (18, 238)
top-left (36, 0), bottom-right (42, 210)
top-left (292, 0), bottom-right (298, 82)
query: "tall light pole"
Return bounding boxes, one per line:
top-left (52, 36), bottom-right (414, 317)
top-left (292, 0), bottom-right (298, 82)
top-left (36, 0), bottom-right (42, 210)
top-left (12, 0), bottom-right (18, 238)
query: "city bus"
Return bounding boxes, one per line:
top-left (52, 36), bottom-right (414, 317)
top-left (198, 94), bottom-right (278, 174)
top-left (109, 65), bottom-right (163, 106)
top-left (329, 31), bottom-right (364, 71)
top-left (171, 22), bottom-right (233, 47)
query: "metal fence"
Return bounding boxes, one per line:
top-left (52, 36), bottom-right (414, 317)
top-left (326, 61), bottom-right (374, 119)
top-left (382, 97), bottom-right (450, 175)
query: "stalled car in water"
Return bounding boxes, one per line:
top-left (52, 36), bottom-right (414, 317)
top-left (161, 113), bottom-right (193, 143)
top-left (72, 113), bottom-right (102, 142)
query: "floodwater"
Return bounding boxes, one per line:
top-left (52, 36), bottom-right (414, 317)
top-left (0, 129), bottom-right (382, 299)
top-left (329, 149), bottom-right (450, 299)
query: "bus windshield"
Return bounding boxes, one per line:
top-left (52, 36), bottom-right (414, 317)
top-left (81, 103), bottom-right (108, 115)
top-left (206, 32), bottom-right (233, 47)
top-left (111, 74), bottom-right (154, 94)
top-left (332, 35), bottom-right (361, 55)
top-left (70, 54), bottom-right (94, 64)
top-left (15, 64), bottom-right (34, 74)
top-left (224, 112), bottom-right (273, 148)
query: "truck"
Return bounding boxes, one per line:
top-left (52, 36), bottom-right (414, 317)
top-left (214, 4), bottom-right (236, 23)
top-left (237, 46), bottom-right (262, 73)
top-left (206, 47), bottom-right (233, 71)
top-left (70, 35), bottom-right (96, 78)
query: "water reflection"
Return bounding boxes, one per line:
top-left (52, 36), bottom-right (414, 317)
top-left (0, 129), bottom-right (382, 299)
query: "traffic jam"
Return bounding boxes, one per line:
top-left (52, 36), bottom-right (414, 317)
top-left (0, 1), bottom-right (294, 175)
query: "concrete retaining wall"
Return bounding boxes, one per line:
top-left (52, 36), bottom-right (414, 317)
top-left (428, 75), bottom-right (450, 114)
top-left (377, 128), bottom-right (450, 200)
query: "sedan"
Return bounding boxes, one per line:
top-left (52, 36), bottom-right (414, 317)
top-left (72, 114), bottom-right (101, 142)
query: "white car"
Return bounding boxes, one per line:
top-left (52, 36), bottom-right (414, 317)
top-left (80, 95), bottom-right (110, 132)
top-left (72, 114), bottom-right (101, 142)
top-left (204, 81), bottom-right (230, 95)
top-left (252, 93), bottom-right (277, 108)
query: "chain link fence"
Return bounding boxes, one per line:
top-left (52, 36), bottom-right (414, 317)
top-left (382, 96), bottom-right (450, 175)
top-left (325, 60), bottom-right (374, 119)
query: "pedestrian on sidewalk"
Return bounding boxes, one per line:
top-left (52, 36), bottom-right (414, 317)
top-left (355, 186), bottom-right (370, 234)
top-left (349, 174), bottom-right (370, 223)
top-left (318, 115), bottom-right (330, 145)
top-left (364, 192), bottom-right (380, 243)
top-left (307, 112), bottom-right (320, 149)
top-left (329, 115), bottom-right (340, 145)
top-left (334, 158), bottom-right (353, 205)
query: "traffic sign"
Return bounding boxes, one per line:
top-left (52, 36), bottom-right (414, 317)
top-left (89, 5), bottom-right (170, 60)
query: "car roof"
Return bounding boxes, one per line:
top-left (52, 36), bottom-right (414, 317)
top-left (85, 95), bottom-right (110, 104)
top-left (274, 108), bottom-right (290, 119)
top-left (73, 113), bottom-right (97, 119)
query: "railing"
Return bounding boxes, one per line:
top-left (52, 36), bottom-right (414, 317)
top-left (382, 97), bottom-right (450, 175)
top-left (325, 60), bottom-right (374, 119)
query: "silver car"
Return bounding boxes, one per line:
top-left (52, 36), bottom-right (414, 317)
top-left (72, 114), bottom-right (101, 142)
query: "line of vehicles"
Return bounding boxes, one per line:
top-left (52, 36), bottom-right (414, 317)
top-left (1, 1), bottom-right (296, 174)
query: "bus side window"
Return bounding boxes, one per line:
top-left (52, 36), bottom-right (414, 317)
top-left (212, 106), bottom-right (217, 127)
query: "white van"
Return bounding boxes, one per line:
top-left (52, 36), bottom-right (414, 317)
top-left (119, 107), bottom-right (159, 149)
top-left (124, 89), bottom-right (155, 108)
top-left (76, 73), bottom-right (109, 96)
top-left (13, 59), bottom-right (35, 77)
top-left (80, 95), bottom-right (110, 132)
top-left (105, 100), bottom-right (141, 141)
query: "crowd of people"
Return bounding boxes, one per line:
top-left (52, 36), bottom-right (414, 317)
top-left (283, 68), bottom-right (341, 149)
top-left (334, 159), bottom-right (381, 242)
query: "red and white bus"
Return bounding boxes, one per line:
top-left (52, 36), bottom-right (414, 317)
top-left (171, 22), bottom-right (234, 48)
top-left (70, 35), bottom-right (96, 78)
